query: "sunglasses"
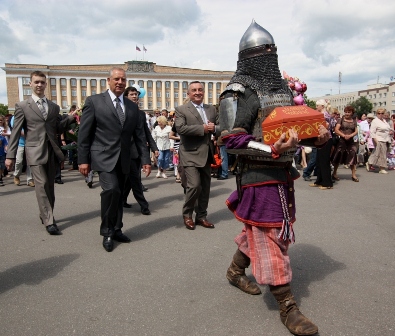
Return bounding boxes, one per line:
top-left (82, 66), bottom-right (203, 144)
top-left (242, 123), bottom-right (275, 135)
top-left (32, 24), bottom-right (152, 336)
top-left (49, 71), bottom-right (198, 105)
top-left (377, 112), bottom-right (384, 115)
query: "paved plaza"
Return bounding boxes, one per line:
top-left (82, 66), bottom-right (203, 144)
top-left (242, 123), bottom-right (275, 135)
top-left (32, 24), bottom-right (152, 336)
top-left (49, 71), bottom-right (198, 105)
top-left (0, 165), bottom-right (394, 335)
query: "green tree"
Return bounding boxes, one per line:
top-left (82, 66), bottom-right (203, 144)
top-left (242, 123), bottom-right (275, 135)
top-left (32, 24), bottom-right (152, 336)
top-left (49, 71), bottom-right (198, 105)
top-left (303, 94), bottom-right (316, 109)
top-left (349, 96), bottom-right (373, 119)
top-left (0, 103), bottom-right (8, 116)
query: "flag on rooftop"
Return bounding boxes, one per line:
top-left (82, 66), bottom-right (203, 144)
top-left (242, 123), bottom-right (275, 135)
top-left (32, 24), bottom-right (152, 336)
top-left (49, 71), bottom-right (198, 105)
top-left (136, 45), bottom-right (141, 51)
top-left (143, 45), bottom-right (147, 52)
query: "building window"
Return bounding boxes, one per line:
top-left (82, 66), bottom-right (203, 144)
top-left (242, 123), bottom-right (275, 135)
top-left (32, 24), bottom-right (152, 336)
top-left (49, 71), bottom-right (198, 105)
top-left (148, 91), bottom-right (152, 97)
top-left (22, 77), bottom-right (30, 85)
top-left (217, 94), bottom-right (220, 99)
top-left (392, 93), bottom-right (395, 97)
top-left (216, 83), bottom-right (221, 90)
top-left (165, 81), bottom-right (170, 89)
top-left (82, 90), bottom-right (87, 97)
top-left (62, 101), bottom-right (67, 108)
top-left (23, 88), bottom-right (32, 95)
top-left (147, 81), bottom-right (153, 88)
top-left (174, 81), bottom-right (179, 89)
top-left (209, 93), bottom-right (212, 98)
top-left (379, 93), bottom-right (382, 98)
top-left (392, 101), bottom-right (395, 105)
top-left (166, 102), bottom-right (170, 108)
top-left (182, 81), bottom-right (188, 89)
top-left (148, 102), bottom-right (152, 109)
top-left (174, 102), bottom-right (178, 107)
top-left (60, 78), bottom-right (66, 86)
top-left (383, 93), bottom-right (386, 98)
top-left (383, 101), bottom-right (386, 106)
top-left (50, 78), bottom-right (56, 86)
top-left (72, 100), bottom-right (77, 105)
top-left (175, 92), bottom-right (178, 98)
top-left (81, 79), bottom-right (87, 87)
top-left (128, 80), bottom-right (135, 86)
top-left (71, 79), bottom-right (77, 86)
top-left (157, 92), bottom-right (161, 98)
top-left (373, 94), bottom-right (376, 98)
top-left (92, 90), bottom-right (96, 95)
top-left (156, 81), bottom-right (162, 88)
top-left (138, 80), bottom-right (144, 87)
top-left (166, 92), bottom-right (170, 98)
top-left (157, 102), bottom-right (161, 108)
top-left (139, 102), bottom-right (143, 108)
top-left (100, 79), bottom-right (106, 87)
top-left (62, 90), bottom-right (67, 97)
top-left (208, 82), bottom-right (213, 89)
top-left (183, 93), bottom-right (187, 99)
top-left (51, 90), bottom-right (57, 97)
top-left (71, 90), bottom-right (77, 97)
top-left (91, 79), bottom-right (97, 86)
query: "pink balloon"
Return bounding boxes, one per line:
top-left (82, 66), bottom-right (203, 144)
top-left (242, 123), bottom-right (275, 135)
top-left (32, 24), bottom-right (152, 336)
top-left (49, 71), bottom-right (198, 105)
top-left (294, 81), bottom-right (302, 92)
top-left (293, 94), bottom-right (305, 105)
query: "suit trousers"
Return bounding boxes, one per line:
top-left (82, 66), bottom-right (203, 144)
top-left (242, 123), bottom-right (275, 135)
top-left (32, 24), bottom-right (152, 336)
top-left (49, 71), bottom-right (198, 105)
top-left (98, 158), bottom-right (126, 237)
top-left (123, 158), bottom-right (149, 210)
top-left (30, 145), bottom-right (57, 226)
top-left (182, 159), bottom-right (211, 220)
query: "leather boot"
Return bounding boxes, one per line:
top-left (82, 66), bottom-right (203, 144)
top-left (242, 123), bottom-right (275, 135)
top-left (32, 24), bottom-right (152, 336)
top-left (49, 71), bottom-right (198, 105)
top-left (270, 284), bottom-right (318, 335)
top-left (226, 249), bottom-right (261, 295)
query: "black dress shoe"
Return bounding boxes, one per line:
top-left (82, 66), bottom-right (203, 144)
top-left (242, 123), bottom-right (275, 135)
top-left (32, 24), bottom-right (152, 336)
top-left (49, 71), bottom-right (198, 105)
top-left (142, 185), bottom-right (148, 192)
top-left (141, 208), bottom-right (151, 215)
top-left (113, 230), bottom-right (131, 243)
top-left (55, 179), bottom-right (64, 184)
top-left (103, 236), bottom-right (114, 252)
top-left (217, 176), bottom-right (228, 180)
top-left (123, 202), bottom-right (132, 208)
top-left (46, 224), bottom-right (61, 235)
top-left (87, 181), bottom-right (93, 188)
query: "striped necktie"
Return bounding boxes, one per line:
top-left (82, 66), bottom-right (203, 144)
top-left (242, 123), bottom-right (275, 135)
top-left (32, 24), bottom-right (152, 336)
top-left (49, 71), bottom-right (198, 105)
top-left (196, 105), bottom-right (207, 124)
top-left (115, 97), bottom-right (125, 126)
top-left (37, 98), bottom-right (48, 119)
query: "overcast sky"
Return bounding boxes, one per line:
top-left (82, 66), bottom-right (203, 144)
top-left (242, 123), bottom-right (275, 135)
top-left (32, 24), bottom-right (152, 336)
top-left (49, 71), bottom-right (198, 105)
top-left (1, 0), bottom-right (394, 105)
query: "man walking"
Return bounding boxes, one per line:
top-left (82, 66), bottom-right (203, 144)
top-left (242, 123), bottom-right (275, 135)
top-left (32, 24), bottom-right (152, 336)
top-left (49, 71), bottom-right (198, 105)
top-left (6, 71), bottom-right (76, 235)
top-left (78, 68), bottom-right (151, 252)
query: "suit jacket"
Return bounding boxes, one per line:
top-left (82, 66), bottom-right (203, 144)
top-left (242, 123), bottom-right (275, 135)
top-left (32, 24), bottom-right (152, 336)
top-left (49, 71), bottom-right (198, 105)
top-left (175, 101), bottom-right (219, 167)
top-left (78, 91), bottom-right (150, 173)
top-left (7, 97), bottom-right (74, 165)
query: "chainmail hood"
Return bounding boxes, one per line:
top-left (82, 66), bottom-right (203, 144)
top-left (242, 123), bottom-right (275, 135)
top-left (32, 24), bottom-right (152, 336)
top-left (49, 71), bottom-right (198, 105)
top-left (227, 53), bottom-right (288, 98)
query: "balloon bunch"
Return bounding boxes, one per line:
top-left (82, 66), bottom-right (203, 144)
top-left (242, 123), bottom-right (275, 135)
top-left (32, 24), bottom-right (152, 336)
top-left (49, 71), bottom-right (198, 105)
top-left (283, 71), bottom-right (307, 105)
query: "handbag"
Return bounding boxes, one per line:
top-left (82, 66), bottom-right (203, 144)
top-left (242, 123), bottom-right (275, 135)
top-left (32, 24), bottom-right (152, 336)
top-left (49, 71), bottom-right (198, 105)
top-left (211, 147), bottom-right (222, 169)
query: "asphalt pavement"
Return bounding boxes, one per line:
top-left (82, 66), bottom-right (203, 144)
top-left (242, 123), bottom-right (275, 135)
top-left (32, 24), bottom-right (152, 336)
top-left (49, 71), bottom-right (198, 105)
top-left (0, 164), bottom-right (394, 336)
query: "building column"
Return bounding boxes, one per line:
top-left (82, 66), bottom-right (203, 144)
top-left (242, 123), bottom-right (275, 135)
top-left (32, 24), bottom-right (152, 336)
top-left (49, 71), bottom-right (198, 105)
top-left (76, 79), bottom-right (82, 106)
top-left (212, 82), bottom-right (217, 105)
top-left (179, 82), bottom-right (183, 106)
top-left (87, 79), bottom-right (92, 97)
top-left (161, 81), bottom-right (166, 110)
top-left (152, 81), bottom-right (157, 109)
top-left (143, 80), bottom-right (148, 110)
top-left (56, 78), bottom-right (61, 106)
top-left (66, 78), bottom-right (71, 107)
top-left (96, 78), bottom-right (101, 94)
top-left (204, 81), bottom-right (209, 104)
top-left (170, 81), bottom-right (174, 110)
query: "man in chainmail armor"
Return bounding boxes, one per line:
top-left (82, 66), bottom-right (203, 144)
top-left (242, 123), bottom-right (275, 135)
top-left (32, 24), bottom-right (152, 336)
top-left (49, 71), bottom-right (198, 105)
top-left (219, 20), bottom-right (329, 336)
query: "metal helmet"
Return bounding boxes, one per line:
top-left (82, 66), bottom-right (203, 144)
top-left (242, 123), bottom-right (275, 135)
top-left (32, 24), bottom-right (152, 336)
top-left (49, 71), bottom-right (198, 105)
top-left (238, 20), bottom-right (277, 60)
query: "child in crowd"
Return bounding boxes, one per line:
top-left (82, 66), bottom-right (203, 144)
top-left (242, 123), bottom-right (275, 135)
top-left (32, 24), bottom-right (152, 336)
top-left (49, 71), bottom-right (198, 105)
top-left (0, 130), bottom-right (8, 186)
top-left (387, 141), bottom-right (395, 170)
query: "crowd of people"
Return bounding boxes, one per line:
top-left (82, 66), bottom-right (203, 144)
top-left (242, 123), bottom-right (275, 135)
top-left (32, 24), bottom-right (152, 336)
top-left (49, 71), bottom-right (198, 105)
top-left (301, 101), bottom-right (394, 190)
top-left (2, 20), bottom-right (395, 336)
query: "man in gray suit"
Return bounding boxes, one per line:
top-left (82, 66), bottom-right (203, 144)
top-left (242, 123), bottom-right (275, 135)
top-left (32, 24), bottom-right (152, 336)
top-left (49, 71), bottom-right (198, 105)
top-left (78, 68), bottom-right (151, 252)
top-left (175, 81), bottom-right (219, 230)
top-left (6, 71), bottom-right (76, 235)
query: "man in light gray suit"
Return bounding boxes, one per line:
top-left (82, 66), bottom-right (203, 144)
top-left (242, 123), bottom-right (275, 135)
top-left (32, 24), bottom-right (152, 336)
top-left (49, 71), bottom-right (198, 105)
top-left (6, 71), bottom-right (76, 235)
top-left (78, 68), bottom-right (151, 252)
top-left (175, 81), bottom-right (219, 230)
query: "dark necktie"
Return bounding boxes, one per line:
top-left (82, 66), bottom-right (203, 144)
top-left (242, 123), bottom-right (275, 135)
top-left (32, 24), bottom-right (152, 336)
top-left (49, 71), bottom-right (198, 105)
top-left (115, 97), bottom-right (125, 126)
top-left (37, 98), bottom-right (48, 120)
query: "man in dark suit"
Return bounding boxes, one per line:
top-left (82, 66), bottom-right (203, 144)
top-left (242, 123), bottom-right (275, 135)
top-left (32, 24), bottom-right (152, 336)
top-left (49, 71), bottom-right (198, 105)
top-left (175, 81), bottom-right (219, 230)
top-left (6, 71), bottom-right (76, 235)
top-left (122, 85), bottom-right (159, 215)
top-left (78, 68), bottom-right (151, 252)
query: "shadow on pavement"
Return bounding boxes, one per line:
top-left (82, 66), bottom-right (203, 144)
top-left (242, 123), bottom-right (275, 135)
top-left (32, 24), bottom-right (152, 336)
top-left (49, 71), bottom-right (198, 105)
top-left (0, 254), bottom-right (80, 295)
top-left (263, 243), bottom-right (346, 309)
